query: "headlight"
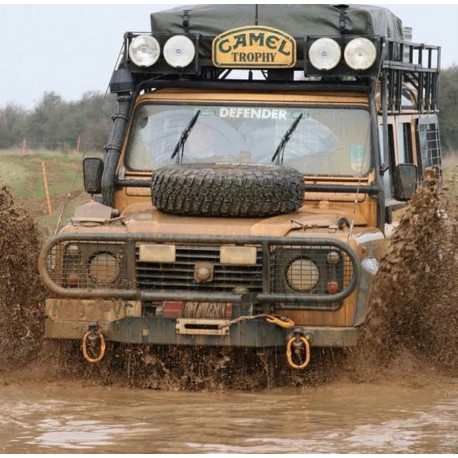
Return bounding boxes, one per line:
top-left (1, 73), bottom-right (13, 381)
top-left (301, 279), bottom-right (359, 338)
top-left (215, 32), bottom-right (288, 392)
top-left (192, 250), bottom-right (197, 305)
top-left (308, 38), bottom-right (341, 70)
top-left (129, 35), bottom-right (161, 67)
top-left (163, 35), bottom-right (195, 68)
top-left (344, 38), bottom-right (377, 70)
top-left (47, 246), bottom-right (57, 271)
top-left (88, 252), bottom-right (120, 286)
top-left (286, 258), bottom-right (320, 292)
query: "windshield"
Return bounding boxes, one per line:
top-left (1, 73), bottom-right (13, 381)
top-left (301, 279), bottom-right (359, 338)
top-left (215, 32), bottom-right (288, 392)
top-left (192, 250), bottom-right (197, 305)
top-left (125, 102), bottom-right (371, 176)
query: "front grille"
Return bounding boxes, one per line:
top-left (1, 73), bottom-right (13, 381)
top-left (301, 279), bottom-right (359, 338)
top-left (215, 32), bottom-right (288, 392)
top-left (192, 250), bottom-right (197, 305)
top-left (40, 233), bottom-right (359, 308)
top-left (136, 245), bottom-right (263, 292)
top-left (47, 241), bottom-right (129, 289)
top-left (270, 244), bottom-right (355, 308)
top-left (271, 245), bottom-right (354, 294)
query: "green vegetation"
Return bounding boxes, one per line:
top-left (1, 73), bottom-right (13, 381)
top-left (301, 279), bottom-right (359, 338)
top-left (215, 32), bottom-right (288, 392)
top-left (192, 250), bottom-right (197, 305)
top-left (0, 149), bottom-right (94, 235)
top-left (0, 92), bottom-right (116, 152)
top-left (438, 66), bottom-right (458, 154)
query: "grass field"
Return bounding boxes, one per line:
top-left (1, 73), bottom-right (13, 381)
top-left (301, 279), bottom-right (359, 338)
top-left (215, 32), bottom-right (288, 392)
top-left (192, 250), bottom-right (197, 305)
top-left (442, 154), bottom-right (458, 203)
top-left (0, 149), bottom-right (94, 235)
top-left (0, 148), bottom-right (457, 235)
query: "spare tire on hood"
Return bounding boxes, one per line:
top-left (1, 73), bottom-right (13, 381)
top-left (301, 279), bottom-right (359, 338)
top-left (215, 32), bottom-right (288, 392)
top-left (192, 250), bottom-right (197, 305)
top-left (151, 163), bottom-right (304, 217)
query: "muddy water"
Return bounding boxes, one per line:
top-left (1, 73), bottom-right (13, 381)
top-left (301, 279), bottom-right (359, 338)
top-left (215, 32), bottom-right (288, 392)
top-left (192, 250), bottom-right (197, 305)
top-left (1, 381), bottom-right (456, 454)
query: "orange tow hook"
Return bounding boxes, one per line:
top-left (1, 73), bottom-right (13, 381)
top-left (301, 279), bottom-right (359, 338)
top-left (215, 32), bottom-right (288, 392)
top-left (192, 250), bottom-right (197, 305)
top-left (286, 331), bottom-right (311, 370)
top-left (82, 324), bottom-right (106, 363)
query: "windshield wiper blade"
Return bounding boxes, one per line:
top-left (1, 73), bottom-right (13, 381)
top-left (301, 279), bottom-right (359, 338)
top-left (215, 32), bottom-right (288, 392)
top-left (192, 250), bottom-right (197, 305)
top-left (170, 109), bottom-right (201, 163)
top-left (271, 113), bottom-right (303, 165)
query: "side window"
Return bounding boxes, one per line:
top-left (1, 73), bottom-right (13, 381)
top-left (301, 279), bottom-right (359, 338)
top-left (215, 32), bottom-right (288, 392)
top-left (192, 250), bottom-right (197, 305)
top-left (417, 118), bottom-right (442, 170)
top-left (379, 123), bottom-right (395, 198)
top-left (397, 122), bottom-right (414, 164)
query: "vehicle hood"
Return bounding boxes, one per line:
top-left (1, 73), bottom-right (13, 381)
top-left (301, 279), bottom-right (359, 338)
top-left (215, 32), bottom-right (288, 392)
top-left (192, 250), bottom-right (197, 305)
top-left (121, 204), bottom-right (367, 237)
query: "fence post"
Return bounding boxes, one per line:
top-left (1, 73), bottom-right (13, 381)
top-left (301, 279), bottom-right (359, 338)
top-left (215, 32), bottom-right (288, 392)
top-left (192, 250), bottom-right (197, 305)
top-left (21, 138), bottom-right (27, 154)
top-left (41, 161), bottom-right (52, 216)
top-left (75, 136), bottom-right (81, 153)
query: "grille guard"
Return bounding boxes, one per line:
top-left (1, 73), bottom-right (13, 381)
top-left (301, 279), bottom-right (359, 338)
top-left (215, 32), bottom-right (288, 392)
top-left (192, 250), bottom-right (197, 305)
top-left (39, 232), bottom-right (360, 309)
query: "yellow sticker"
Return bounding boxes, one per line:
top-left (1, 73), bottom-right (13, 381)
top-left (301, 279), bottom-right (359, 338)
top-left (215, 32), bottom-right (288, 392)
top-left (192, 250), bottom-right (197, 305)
top-left (212, 25), bottom-right (296, 69)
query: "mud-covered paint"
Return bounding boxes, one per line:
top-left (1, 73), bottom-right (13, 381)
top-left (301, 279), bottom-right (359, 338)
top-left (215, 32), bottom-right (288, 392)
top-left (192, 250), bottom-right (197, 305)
top-left (351, 229), bottom-right (387, 326)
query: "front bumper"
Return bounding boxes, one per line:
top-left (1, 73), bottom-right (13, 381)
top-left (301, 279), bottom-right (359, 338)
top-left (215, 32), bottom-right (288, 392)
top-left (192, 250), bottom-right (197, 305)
top-left (44, 299), bottom-right (357, 348)
top-left (41, 232), bottom-right (360, 349)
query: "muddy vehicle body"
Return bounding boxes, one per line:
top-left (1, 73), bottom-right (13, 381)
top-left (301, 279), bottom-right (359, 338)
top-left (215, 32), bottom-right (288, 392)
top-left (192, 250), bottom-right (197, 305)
top-left (39, 5), bottom-right (442, 368)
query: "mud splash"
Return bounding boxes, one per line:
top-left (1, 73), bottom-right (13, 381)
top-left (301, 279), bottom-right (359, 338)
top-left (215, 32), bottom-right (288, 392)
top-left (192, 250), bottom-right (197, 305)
top-left (31, 339), bottom-right (346, 391)
top-left (0, 186), bottom-right (47, 367)
top-left (353, 177), bottom-right (458, 380)
top-left (0, 176), bottom-right (456, 389)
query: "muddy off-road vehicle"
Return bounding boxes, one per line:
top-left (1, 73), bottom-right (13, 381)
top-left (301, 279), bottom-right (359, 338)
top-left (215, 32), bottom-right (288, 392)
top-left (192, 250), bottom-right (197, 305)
top-left (39, 4), bottom-right (442, 368)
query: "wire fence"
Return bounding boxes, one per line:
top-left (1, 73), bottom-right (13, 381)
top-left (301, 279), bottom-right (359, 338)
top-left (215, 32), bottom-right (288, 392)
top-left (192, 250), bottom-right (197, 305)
top-left (12, 137), bottom-right (106, 154)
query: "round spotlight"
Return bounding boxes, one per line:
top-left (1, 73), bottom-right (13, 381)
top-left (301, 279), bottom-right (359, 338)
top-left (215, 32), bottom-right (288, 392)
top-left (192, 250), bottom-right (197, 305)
top-left (89, 252), bottom-right (120, 286)
top-left (344, 38), bottom-right (377, 70)
top-left (66, 244), bottom-right (80, 258)
top-left (308, 38), bottom-right (341, 70)
top-left (326, 250), bottom-right (340, 265)
top-left (163, 35), bottom-right (195, 68)
top-left (286, 258), bottom-right (320, 292)
top-left (129, 35), bottom-right (160, 67)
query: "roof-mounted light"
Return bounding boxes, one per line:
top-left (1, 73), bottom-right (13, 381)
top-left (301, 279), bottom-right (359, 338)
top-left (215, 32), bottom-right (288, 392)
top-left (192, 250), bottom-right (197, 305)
top-left (344, 38), bottom-right (377, 70)
top-left (163, 35), bottom-right (195, 69)
top-left (308, 38), bottom-right (341, 71)
top-left (129, 35), bottom-right (160, 67)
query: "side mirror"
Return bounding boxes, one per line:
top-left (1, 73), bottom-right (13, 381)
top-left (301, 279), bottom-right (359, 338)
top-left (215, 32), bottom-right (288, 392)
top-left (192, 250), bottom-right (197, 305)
top-left (393, 163), bottom-right (417, 201)
top-left (83, 157), bottom-right (104, 194)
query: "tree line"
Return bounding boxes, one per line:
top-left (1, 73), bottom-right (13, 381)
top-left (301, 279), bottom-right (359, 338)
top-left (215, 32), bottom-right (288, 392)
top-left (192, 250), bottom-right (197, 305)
top-left (437, 66), bottom-right (458, 154)
top-left (0, 66), bottom-right (457, 154)
top-left (0, 92), bottom-right (116, 152)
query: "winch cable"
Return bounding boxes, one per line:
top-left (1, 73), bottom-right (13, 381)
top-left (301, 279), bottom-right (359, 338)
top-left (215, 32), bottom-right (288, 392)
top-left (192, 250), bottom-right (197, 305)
top-left (218, 313), bottom-right (294, 330)
top-left (53, 44), bottom-right (125, 235)
top-left (183, 302), bottom-right (228, 319)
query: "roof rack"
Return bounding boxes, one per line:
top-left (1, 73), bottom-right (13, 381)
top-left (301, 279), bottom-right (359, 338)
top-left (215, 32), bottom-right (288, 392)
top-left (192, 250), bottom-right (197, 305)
top-left (115, 31), bottom-right (441, 118)
top-left (381, 38), bottom-right (440, 114)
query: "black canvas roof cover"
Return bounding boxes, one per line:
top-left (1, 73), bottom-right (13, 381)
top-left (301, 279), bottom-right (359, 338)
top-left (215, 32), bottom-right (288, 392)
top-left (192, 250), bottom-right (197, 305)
top-left (150, 4), bottom-right (403, 40)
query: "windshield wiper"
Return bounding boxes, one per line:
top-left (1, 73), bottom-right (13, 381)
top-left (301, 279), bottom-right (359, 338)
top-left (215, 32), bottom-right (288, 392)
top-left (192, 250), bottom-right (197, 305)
top-left (170, 109), bottom-right (201, 163)
top-left (271, 113), bottom-right (303, 165)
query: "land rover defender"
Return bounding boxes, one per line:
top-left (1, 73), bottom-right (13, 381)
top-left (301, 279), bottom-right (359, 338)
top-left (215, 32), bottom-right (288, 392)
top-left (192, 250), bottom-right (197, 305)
top-left (39, 4), bottom-right (442, 368)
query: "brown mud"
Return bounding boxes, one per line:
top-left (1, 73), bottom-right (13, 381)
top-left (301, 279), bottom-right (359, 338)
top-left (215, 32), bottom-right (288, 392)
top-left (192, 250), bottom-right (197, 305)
top-left (0, 186), bottom-right (47, 367)
top-left (352, 175), bottom-right (458, 380)
top-left (0, 173), bottom-right (456, 390)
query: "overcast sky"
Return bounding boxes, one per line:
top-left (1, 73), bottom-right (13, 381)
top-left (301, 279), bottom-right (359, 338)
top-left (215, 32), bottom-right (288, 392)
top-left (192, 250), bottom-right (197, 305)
top-left (0, 2), bottom-right (457, 109)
